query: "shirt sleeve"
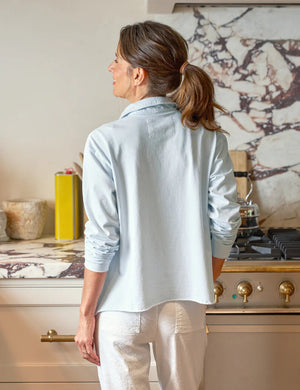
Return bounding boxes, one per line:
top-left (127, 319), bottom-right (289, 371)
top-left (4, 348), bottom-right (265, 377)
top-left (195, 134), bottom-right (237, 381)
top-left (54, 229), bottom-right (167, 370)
top-left (208, 132), bottom-right (241, 259)
top-left (82, 130), bottom-right (120, 273)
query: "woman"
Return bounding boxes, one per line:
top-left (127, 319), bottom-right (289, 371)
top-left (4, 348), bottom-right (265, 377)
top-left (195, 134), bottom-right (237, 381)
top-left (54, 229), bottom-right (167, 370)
top-left (75, 20), bottom-right (241, 390)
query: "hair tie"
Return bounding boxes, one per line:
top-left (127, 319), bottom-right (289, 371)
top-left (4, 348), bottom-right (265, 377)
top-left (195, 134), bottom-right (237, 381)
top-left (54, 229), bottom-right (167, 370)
top-left (180, 61), bottom-right (189, 74)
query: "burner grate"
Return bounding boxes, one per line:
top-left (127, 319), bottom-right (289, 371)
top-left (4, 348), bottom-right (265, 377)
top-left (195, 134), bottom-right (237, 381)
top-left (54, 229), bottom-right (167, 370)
top-left (228, 229), bottom-right (282, 260)
top-left (268, 228), bottom-right (300, 260)
top-left (228, 228), bottom-right (300, 260)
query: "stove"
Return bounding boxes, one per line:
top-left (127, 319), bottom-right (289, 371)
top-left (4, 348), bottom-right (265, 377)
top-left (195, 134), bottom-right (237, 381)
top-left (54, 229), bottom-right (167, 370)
top-left (228, 228), bottom-right (300, 261)
top-left (207, 229), bottom-right (300, 390)
top-left (211, 228), bottom-right (300, 309)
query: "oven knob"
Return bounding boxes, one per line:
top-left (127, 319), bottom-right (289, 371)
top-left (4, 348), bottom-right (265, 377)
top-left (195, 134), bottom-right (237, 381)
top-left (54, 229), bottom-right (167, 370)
top-left (214, 282), bottom-right (224, 303)
top-left (279, 281), bottom-right (295, 303)
top-left (237, 281), bottom-right (253, 303)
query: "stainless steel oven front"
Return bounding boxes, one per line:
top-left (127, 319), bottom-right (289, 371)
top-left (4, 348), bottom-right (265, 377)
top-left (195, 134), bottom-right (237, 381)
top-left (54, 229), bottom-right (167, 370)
top-left (204, 267), bottom-right (300, 390)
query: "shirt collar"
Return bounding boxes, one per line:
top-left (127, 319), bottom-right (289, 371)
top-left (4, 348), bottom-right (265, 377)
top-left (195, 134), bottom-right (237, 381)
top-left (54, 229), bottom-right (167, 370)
top-left (120, 96), bottom-right (177, 119)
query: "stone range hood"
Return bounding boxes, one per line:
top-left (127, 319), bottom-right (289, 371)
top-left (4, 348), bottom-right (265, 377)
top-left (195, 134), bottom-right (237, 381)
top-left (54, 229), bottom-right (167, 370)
top-left (148, 0), bottom-right (300, 13)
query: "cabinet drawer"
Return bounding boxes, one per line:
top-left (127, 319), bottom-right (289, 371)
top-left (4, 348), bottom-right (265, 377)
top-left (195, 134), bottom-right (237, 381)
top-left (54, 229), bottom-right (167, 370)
top-left (0, 305), bottom-right (98, 382)
top-left (0, 280), bottom-right (159, 386)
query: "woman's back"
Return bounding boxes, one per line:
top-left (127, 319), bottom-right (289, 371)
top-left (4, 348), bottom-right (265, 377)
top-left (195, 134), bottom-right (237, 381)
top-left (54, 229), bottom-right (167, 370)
top-left (76, 21), bottom-right (241, 389)
top-left (83, 96), bottom-right (239, 312)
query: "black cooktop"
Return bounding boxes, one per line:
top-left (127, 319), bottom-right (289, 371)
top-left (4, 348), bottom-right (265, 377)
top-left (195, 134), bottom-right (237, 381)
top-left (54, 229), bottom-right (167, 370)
top-left (227, 228), bottom-right (300, 261)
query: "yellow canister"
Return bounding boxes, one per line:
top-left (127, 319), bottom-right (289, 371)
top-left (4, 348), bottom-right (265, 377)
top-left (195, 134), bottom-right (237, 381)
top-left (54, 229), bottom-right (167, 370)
top-left (55, 170), bottom-right (80, 239)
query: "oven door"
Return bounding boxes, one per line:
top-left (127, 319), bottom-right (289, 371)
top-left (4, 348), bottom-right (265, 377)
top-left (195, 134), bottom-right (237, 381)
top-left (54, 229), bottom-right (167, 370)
top-left (205, 310), bottom-right (300, 390)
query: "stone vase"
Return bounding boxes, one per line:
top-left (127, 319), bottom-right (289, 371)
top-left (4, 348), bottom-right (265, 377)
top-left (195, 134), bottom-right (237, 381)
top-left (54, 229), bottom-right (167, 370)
top-left (0, 209), bottom-right (9, 241)
top-left (2, 199), bottom-right (48, 240)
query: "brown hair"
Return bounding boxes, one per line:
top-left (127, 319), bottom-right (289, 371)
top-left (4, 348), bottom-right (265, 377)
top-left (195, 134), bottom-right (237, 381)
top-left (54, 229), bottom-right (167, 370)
top-left (118, 20), bottom-right (225, 131)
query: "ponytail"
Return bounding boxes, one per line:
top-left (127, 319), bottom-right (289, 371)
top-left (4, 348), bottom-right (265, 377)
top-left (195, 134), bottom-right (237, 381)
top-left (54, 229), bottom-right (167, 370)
top-left (172, 63), bottom-right (226, 132)
top-left (119, 21), bottom-right (226, 132)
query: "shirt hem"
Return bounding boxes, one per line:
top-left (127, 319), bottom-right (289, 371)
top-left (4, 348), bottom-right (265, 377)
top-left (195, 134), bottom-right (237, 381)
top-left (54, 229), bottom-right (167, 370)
top-left (95, 296), bottom-right (215, 314)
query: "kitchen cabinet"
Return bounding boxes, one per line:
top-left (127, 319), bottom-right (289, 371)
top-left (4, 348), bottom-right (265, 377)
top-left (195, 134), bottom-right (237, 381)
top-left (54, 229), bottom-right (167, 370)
top-left (0, 279), bottom-right (159, 390)
top-left (2, 237), bottom-right (300, 389)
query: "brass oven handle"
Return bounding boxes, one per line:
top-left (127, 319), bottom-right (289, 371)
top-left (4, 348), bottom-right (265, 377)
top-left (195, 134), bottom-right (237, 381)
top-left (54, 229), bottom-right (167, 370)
top-left (41, 329), bottom-right (75, 342)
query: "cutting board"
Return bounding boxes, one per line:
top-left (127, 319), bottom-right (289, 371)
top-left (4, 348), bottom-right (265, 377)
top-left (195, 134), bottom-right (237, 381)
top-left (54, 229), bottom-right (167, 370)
top-left (229, 150), bottom-right (248, 199)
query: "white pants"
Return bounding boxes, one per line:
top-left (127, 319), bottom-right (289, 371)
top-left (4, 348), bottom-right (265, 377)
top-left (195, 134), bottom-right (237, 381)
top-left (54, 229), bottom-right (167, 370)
top-left (95, 301), bottom-right (207, 390)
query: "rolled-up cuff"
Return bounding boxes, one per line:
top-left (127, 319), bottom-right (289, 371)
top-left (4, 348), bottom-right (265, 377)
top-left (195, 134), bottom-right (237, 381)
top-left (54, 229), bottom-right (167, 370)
top-left (84, 257), bottom-right (111, 273)
top-left (84, 238), bottom-right (117, 272)
top-left (211, 237), bottom-right (233, 259)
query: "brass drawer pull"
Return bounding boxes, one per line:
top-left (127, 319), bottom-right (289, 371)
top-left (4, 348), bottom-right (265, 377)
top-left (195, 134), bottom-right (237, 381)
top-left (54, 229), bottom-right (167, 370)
top-left (41, 329), bottom-right (75, 342)
top-left (42, 327), bottom-right (210, 341)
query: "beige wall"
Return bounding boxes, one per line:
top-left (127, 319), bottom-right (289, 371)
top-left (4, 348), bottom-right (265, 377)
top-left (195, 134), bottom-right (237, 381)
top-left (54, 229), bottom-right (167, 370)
top-left (0, 0), bottom-right (150, 234)
top-left (3, 2), bottom-right (298, 236)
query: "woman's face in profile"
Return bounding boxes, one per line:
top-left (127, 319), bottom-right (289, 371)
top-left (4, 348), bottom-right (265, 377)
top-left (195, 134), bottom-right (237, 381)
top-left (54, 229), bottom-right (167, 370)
top-left (108, 47), bottom-right (134, 101)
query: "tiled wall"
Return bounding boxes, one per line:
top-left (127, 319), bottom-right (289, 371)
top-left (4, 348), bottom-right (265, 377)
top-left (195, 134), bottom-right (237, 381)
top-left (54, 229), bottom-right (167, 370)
top-left (157, 6), bottom-right (300, 228)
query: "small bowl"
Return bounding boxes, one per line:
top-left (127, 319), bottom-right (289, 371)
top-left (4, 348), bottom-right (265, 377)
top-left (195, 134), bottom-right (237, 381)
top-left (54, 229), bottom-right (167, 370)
top-left (2, 199), bottom-right (48, 240)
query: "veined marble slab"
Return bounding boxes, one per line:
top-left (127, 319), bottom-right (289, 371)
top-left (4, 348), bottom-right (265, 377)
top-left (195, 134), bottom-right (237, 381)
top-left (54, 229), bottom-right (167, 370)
top-left (154, 6), bottom-right (300, 228)
top-left (0, 237), bottom-right (84, 279)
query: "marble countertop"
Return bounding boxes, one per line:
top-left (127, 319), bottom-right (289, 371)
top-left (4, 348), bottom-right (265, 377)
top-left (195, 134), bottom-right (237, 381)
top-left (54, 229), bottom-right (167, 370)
top-left (0, 237), bottom-right (84, 278)
top-left (1, 237), bottom-right (300, 279)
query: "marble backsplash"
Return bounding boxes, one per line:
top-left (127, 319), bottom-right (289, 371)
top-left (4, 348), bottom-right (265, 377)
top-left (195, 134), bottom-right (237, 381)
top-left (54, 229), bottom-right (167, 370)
top-left (155, 6), bottom-right (300, 228)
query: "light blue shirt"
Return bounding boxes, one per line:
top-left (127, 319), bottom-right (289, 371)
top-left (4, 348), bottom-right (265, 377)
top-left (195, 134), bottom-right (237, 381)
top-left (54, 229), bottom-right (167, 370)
top-left (83, 97), bottom-right (241, 313)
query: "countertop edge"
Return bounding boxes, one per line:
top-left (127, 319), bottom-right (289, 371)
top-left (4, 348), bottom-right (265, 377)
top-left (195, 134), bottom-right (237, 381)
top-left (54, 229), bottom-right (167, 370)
top-left (1, 237), bottom-right (300, 279)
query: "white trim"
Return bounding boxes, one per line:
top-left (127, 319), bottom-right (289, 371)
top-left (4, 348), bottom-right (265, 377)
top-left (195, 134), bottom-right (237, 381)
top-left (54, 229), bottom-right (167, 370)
top-left (207, 307), bottom-right (300, 314)
top-left (147, 0), bottom-right (300, 14)
top-left (207, 324), bottom-right (300, 332)
top-left (0, 279), bottom-right (83, 288)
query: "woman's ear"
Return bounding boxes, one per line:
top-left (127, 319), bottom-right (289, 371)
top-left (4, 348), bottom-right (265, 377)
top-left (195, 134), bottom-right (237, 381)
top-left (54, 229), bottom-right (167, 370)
top-left (132, 67), bottom-right (148, 86)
